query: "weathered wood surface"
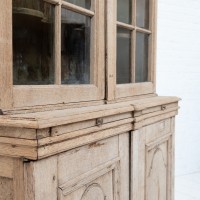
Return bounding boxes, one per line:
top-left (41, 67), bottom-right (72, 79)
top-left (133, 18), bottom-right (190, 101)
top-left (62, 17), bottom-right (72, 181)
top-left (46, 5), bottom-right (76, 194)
top-left (0, 137), bottom-right (37, 160)
top-left (0, 156), bottom-right (25, 200)
top-left (0, 96), bottom-right (179, 129)
top-left (0, 0), bottom-right (13, 109)
top-left (37, 124), bottom-right (132, 159)
top-left (24, 135), bottom-right (129, 200)
top-left (0, 156), bottom-right (13, 178)
top-left (0, 96), bottom-right (179, 160)
top-left (131, 118), bottom-right (175, 200)
top-left (0, 177), bottom-right (13, 200)
top-left (0, 110), bottom-right (178, 200)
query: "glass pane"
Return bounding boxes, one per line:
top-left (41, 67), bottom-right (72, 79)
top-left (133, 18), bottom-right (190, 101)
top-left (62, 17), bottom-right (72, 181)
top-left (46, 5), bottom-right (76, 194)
top-left (136, 0), bottom-right (149, 29)
top-left (117, 28), bottom-right (131, 84)
top-left (135, 32), bottom-right (149, 83)
top-left (117, 0), bottom-right (132, 24)
top-left (13, 0), bottom-right (55, 85)
top-left (65, 0), bottom-right (91, 10)
top-left (61, 8), bottom-right (91, 84)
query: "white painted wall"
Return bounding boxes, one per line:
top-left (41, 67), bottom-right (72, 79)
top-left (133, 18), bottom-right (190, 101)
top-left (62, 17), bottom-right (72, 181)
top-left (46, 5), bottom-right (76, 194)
top-left (157, 0), bottom-right (200, 175)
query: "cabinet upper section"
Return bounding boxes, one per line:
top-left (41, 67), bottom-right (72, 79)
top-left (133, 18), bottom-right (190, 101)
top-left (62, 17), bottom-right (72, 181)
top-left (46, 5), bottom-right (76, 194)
top-left (0, 0), bottom-right (157, 109)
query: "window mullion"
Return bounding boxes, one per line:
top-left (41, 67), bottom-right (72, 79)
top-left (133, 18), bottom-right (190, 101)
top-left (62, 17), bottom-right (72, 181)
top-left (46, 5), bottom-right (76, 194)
top-left (54, 4), bottom-right (61, 85)
top-left (149, 0), bottom-right (157, 84)
top-left (131, 0), bottom-right (136, 83)
top-left (131, 30), bottom-right (136, 83)
top-left (61, 1), bottom-right (94, 17)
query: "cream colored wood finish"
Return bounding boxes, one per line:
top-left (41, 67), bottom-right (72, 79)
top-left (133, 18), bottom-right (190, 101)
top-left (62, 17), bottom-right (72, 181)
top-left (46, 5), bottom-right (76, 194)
top-left (0, 156), bottom-right (24, 200)
top-left (0, 96), bottom-right (179, 200)
top-left (0, 0), bottom-right (105, 109)
top-left (0, 0), bottom-right (179, 199)
top-left (0, 0), bottom-right (13, 109)
top-left (0, 0), bottom-right (157, 109)
top-left (111, 0), bottom-right (157, 99)
top-left (131, 118), bottom-right (175, 200)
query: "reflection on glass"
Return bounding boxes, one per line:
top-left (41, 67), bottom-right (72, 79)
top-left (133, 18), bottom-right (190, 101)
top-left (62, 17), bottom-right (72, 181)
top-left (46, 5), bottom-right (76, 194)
top-left (136, 0), bottom-right (149, 29)
top-left (13, 0), bottom-right (55, 85)
top-left (65, 0), bottom-right (91, 9)
top-left (135, 32), bottom-right (149, 83)
top-left (117, 0), bottom-right (132, 24)
top-left (117, 28), bottom-right (131, 84)
top-left (61, 8), bottom-right (91, 84)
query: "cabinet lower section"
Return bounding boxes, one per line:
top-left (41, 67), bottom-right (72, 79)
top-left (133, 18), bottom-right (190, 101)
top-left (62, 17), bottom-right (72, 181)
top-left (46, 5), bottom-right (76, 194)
top-left (132, 118), bottom-right (175, 200)
top-left (0, 117), bottom-right (175, 200)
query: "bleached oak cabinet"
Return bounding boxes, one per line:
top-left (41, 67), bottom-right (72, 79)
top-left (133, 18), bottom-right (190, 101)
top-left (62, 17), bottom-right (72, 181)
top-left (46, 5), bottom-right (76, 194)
top-left (0, 0), bottom-right (179, 200)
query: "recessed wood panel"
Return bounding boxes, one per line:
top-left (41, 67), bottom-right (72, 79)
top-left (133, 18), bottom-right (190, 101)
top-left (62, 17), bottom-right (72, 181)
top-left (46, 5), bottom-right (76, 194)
top-left (146, 141), bottom-right (168, 200)
top-left (131, 118), bottom-right (174, 200)
top-left (58, 136), bottom-right (118, 184)
top-left (58, 159), bottom-right (120, 200)
top-left (59, 171), bottom-right (113, 200)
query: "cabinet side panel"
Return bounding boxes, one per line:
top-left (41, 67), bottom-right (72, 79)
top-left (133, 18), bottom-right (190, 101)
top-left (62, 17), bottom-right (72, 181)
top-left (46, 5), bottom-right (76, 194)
top-left (170, 117), bottom-right (175, 200)
top-left (0, 0), bottom-right (13, 109)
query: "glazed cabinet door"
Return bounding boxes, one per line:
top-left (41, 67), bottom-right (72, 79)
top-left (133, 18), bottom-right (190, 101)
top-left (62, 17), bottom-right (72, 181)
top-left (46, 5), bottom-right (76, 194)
top-left (131, 118), bottom-right (175, 200)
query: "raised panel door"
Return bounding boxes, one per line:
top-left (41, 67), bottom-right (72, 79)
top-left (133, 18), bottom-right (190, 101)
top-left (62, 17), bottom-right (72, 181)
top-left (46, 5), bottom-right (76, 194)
top-left (131, 118), bottom-right (175, 200)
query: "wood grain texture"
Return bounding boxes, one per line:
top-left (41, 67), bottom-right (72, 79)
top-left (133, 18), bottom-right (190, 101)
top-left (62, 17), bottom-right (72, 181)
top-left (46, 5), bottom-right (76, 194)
top-left (13, 159), bottom-right (24, 200)
top-left (34, 157), bottom-right (58, 200)
top-left (59, 159), bottom-right (120, 198)
top-left (0, 96), bottom-right (180, 129)
top-left (0, 156), bottom-right (13, 178)
top-left (0, 177), bottom-right (13, 200)
top-left (24, 162), bottom-right (35, 200)
top-left (131, 118), bottom-right (175, 200)
top-left (0, 137), bottom-right (37, 160)
top-left (116, 82), bottom-right (155, 99)
top-left (119, 133), bottom-right (130, 200)
top-left (106, 0), bottom-right (116, 100)
top-left (58, 136), bottom-right (119, 184)
top-left (38, 124), bottom-right (132, 159)
top-left (59, 170), bottom-right (114, 200)
top-left (0, 127), bottom-right (36, 140)
top-left (0, 0), bottom-right (13, 109)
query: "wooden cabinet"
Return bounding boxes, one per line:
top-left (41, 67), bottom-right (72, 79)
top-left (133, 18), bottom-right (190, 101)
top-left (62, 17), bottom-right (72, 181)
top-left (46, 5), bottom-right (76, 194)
top-left (0, 1), bottom-right (179, 199)
top-left (0, 96), bottom-right (179, 200)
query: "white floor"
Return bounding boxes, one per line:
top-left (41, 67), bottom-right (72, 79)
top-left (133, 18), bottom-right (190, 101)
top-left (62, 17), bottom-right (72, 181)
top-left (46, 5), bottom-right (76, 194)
top-left (175, 172), bottom-right (200, 200)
